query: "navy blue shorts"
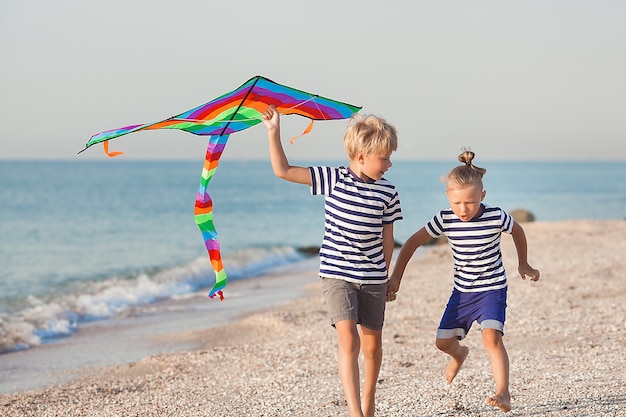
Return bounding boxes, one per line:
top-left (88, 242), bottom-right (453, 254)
top-left (436, 287), bottom-right (507, 340)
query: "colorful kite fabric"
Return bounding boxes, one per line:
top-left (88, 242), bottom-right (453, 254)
top-left (81, 75), bottom-right (361, 300)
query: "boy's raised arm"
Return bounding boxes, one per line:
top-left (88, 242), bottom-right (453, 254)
top-left (262, 105), bottom-right (312, 185)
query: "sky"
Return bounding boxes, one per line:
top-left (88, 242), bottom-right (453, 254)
top-left (1, 0), bottom-right (625, 161)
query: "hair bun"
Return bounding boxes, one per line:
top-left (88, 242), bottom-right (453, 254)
top-left (458, 149), bottom-right (475, 165)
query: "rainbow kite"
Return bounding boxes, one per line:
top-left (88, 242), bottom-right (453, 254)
top-left (80, 75), bottom-right (361, 300)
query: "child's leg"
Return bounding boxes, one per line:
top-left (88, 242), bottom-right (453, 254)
top-left (482, 328), bottom-right (511, 412)
top-left (436, 290), bottom-right (471, 383)
top-left (360, 326), bottom-right (382, 417)
top-left (435, 337), bottom-right (470, 384)
top-left (335, 319), bottom-right (364, 417)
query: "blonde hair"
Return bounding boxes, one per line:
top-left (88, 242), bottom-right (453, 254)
top-left (343, 114), bottom-right (398, 160)
top-left (447, 148), bottom-right (487, 189)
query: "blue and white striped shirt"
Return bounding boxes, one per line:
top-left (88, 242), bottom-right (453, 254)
top-left (426, 204), bottom-right (514, 292)
top-left (309, 166), bottom-right (403, 284)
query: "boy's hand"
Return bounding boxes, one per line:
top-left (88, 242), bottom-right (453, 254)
top-left (262, 105), bottom-right (280, 130)
top-left (519, 264), bottom-right (540, 281)
top-left (386, 275), bottom-right (401, 302)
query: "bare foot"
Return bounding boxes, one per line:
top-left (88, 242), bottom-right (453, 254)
top-left (445, 345), bottom-right (469, 383)
top-left (486, 392), bottom-right (511, 412)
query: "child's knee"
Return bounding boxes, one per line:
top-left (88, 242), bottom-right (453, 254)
top-left (481, 328), bottom-right (503, 348)
top-left (436, 337), bottom-right (456, 352)
top-left (362, 343), bottom-right (382, 359)
top-left (360, 335), bottom-right (382, 357)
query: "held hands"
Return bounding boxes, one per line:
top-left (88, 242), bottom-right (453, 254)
top-left (386, 275), bottom-right (401, 302)
top-left (519, 263), bottom-right (540, 281)
top-left (262, 105), bottom-right (280, 130)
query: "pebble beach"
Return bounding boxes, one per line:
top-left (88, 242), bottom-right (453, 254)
top-left (1, 219), bottom-right (625, 417)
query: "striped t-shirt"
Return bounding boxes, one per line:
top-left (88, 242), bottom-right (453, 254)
top-left (309, 166), bottom-right (403, 284)
top-left (425, 204), bottom-right (514, 292)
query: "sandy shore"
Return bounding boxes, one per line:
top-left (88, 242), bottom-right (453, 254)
top-left (1, 220), bottom-right (625, 416)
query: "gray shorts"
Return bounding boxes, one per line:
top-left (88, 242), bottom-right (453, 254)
top-left (320, 277), bottom-right (387, 330)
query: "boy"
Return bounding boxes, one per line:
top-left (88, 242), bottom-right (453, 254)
top-left (263, 105), bottom-right (402, 417)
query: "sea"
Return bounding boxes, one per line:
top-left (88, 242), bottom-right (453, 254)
top-left (1, 159), bottom-right (625, 392)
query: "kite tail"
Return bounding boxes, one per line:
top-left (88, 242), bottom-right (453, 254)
top-left (289, 119), bottom-right (315, 144)
top-left (194, 135), bottom-right (229, 300)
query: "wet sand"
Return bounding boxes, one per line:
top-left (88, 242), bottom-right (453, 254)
top-left (1, 220), bottom-right (625, 416)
